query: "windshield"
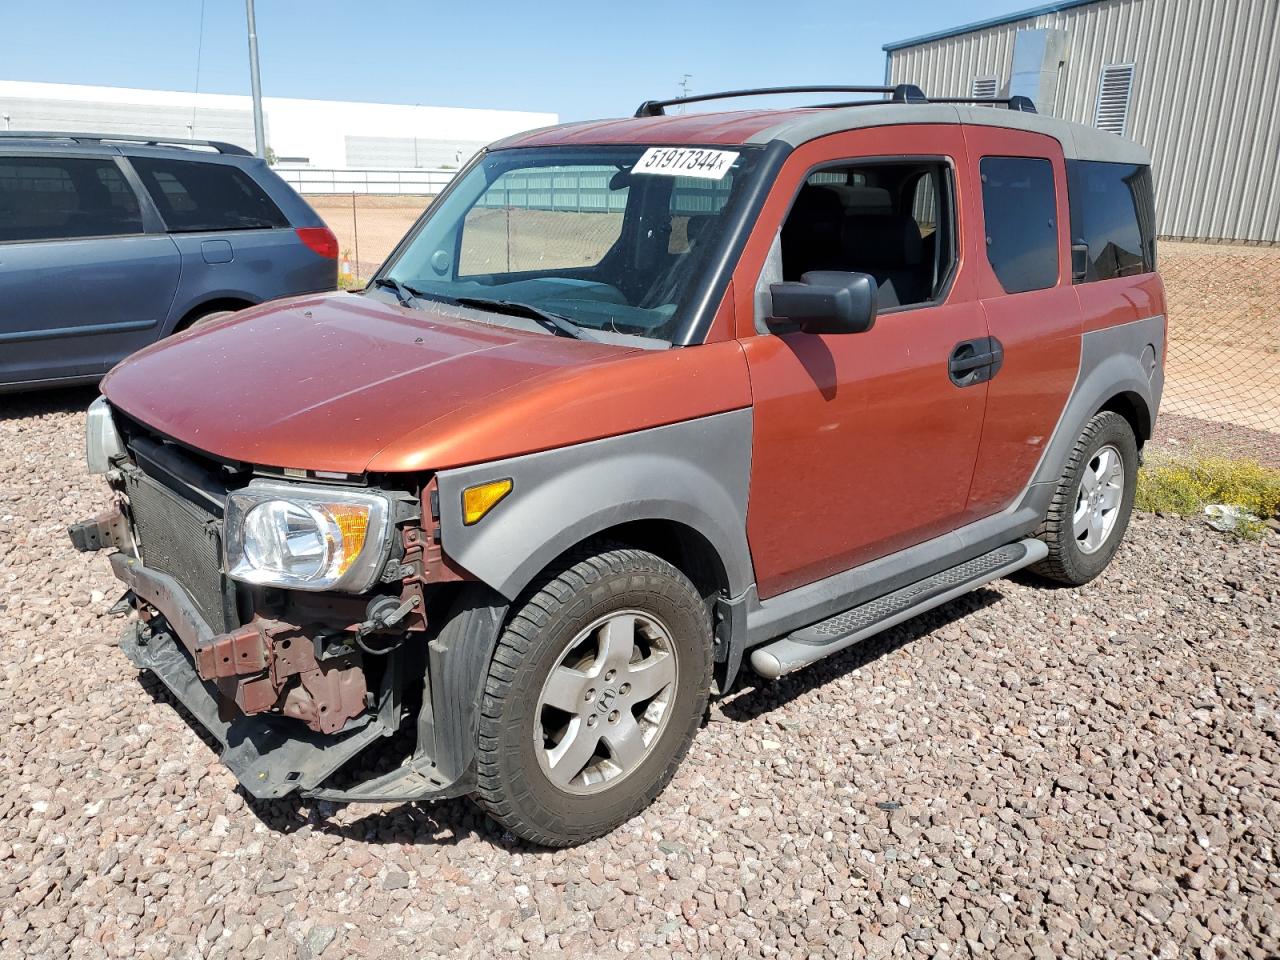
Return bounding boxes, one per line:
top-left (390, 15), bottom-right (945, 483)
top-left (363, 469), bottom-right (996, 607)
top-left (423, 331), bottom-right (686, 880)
top-left (378, 145), bottom-right (765, 344)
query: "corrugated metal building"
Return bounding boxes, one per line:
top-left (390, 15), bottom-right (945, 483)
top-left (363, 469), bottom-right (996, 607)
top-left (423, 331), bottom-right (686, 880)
top-left (884, 0), bottom-right (1279, 243)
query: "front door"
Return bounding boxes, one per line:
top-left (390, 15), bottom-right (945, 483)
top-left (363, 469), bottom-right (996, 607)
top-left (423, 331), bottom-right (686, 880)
top-left (735, 127), bottom-right (992, 599)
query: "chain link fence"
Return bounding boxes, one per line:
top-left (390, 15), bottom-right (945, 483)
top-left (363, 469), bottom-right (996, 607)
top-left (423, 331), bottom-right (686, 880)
top-left (311, 195), bottom-right (1279, 464)
top-left (1155, 241), bottom-right (1280, 466)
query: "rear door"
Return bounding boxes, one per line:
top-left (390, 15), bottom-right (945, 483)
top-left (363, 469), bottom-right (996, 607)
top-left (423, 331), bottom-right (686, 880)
top-left (958, 127), bottom-right (1082, 517)
top-left (124, 154), bottom-right (326, 310)
top-left (0, 153), bottom-right (180, 386)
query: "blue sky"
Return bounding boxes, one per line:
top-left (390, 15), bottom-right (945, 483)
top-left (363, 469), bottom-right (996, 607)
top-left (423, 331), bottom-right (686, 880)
top-left (3, 1), bottom-right (1036, 121)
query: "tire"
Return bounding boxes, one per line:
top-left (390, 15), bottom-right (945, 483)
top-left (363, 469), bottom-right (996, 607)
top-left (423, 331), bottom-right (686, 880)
top-left (1031, 411), bottom-right (1138, 585)
top-left (473, 545), bottom-right (713, 847)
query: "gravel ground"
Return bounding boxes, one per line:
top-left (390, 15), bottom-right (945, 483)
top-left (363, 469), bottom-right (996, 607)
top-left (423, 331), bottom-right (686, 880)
top-left (2, 390), bottom-right (1278, 960)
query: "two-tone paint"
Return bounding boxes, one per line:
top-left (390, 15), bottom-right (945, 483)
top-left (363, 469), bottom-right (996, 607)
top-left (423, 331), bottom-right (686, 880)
top-left (96, 99), bottom-right (1165, 797)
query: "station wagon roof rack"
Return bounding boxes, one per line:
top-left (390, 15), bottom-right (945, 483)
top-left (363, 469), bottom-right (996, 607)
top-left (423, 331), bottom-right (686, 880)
top-left (633, 85), bottom-right (1036, 117)
top-left (0, 131), bottom-right (254, 156)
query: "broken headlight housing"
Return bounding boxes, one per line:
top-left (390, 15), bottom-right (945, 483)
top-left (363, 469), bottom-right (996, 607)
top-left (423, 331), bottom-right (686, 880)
top-left (224, 481), bottom-right (394, 592)
top-left (85, 397), bottom-right (126, 475)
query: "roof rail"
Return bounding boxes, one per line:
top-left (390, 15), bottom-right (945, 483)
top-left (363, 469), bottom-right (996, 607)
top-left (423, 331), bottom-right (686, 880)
top-left (634, 84), bottom-right (928, 117)
top-left (927, 95), bottom-right (1038, 113)
top-left (0, 131), bottom-right (254, 156)
top-left (633, 85), bottom-right (1037, 117)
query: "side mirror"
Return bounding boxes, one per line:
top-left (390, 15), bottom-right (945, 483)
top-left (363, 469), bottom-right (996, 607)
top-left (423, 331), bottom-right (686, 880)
top-left (769, 271), bottom-right (877, 335)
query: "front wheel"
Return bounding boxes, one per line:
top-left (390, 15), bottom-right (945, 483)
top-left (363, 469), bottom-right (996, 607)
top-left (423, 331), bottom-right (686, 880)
top-left (473, 546), bottom-right (712, 847)
top-left (1031, 410), bottom-right (1138, 585)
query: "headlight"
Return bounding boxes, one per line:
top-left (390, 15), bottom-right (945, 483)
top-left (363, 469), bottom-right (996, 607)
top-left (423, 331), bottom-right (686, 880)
top-left (86, 397), bottom-right (125, 475)
top-left (224, 481), bottom-right (394, 592)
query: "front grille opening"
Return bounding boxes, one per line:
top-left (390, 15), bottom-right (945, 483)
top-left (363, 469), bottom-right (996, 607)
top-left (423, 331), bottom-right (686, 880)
top-left (125, 469), bottom-right (236, 633)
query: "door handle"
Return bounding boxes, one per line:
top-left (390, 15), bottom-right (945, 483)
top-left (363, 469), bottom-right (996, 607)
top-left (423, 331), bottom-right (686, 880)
top-left (949, 337), bottom-right (1004, 387)
top-left (949, 351), bottom-right (996, 373)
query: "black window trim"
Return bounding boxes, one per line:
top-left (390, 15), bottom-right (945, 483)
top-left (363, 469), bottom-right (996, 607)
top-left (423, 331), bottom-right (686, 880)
top-left (763, 152), bottom-right (962, 326)
top-left (0, 152), bottom-right (161, 245)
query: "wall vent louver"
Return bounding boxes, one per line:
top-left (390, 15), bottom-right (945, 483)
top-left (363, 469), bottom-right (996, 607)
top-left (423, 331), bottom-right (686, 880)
top-left (971, 77), bottom-right (999, 102)
top-left (1094, 63), bottom-right (1135, 135)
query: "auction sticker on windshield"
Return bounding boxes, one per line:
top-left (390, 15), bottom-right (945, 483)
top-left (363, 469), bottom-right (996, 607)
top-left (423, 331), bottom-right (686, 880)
top-left (634, 147), bottom-right (740, 180)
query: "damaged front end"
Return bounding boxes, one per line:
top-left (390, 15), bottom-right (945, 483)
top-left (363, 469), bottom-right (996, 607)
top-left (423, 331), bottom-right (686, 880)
top-left (71, 398), bottom-right (480, 803)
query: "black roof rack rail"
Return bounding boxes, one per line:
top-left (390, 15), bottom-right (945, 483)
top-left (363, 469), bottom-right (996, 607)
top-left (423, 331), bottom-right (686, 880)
top-left (921, 95), bottom-right (1038, 113)
top-left (634, 85), bottom-right (1038, 117)
top-left (0, 131), bottom-right (254, 156)
top-left (634, 84), bottom-right (928, 117)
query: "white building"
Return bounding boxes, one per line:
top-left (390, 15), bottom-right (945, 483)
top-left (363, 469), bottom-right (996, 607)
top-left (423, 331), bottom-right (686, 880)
top-left (0, 80), bottom-right (557, 171)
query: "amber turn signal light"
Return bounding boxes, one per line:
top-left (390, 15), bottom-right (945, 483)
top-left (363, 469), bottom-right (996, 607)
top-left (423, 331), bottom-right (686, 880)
top-left (462, 478), bottom-right (513, 525)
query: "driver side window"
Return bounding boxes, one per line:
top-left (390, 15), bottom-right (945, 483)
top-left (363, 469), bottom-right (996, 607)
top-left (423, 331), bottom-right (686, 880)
top-left (774, 160), bottom-right (956, 312)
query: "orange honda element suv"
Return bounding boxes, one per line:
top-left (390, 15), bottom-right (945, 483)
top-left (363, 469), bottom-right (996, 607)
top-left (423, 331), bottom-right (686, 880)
top-left (73, 85), bottom-right (1165, 846)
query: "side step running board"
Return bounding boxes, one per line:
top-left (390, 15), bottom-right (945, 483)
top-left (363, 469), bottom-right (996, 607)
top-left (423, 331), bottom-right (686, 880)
top-left (750, 538), bottom-right (1047, 679)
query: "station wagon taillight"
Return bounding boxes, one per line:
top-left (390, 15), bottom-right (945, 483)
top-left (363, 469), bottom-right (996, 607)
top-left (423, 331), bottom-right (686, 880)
top-left (296, 227), bottom-right (339, 260)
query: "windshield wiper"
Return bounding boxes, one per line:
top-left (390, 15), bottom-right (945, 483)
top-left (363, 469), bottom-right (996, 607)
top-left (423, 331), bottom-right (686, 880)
top-left (454, 296), bottom-right (597, 341)
top-left (371, 275), bottom-right (426, 307)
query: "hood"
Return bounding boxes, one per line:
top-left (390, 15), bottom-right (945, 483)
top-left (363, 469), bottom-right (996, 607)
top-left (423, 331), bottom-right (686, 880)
top-left (101, 292), bottom-right (638, 473)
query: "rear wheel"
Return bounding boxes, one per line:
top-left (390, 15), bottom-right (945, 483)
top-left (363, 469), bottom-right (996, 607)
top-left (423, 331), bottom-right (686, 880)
top-left (1031, 411), bottom-right (1138, 585)
top-left (473, 546), bottom-right (712, 847)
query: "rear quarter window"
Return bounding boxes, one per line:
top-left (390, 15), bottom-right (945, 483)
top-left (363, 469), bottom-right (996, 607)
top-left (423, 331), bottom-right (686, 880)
top-left (129, 157), bottom-right (288, 232)
top-left (979, 156), bottom-right (1059, 294)
top-left (1066, 159), bottom-right (1156, 281)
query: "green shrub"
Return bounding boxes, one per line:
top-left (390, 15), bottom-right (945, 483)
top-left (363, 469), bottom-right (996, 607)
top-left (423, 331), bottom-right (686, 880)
top-left (1136, 454), bottom-right (1280, 535)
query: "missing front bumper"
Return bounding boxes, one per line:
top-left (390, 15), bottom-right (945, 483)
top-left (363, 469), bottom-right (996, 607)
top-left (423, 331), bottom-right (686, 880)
top-left (120, 619), bottom-right (389, 799)
top-left (109, 553), bottom-right (467, 803)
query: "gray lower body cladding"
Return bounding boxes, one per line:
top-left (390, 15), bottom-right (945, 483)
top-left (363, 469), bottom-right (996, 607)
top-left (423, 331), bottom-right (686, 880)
top-left (437, 316), bottom-right (1163, 689)
top-left (435, 408), bottom-right (755, 602)
top-left (732, 314), bottom-right (1164, 682)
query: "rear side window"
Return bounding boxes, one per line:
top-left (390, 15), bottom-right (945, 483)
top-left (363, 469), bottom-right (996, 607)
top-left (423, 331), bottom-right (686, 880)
top-left (979, 156), bottom-right (1059, 294)
top-left (1066, 159), bottom-right (1156, 281)
top-left (129, 157), bottom-right (288, 232)
top-left (0, 156), bottom-right (143, 242)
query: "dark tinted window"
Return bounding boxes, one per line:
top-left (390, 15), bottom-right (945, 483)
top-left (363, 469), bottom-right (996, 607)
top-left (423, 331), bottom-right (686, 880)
top-left (980, 156), bottom-right (1059, 294)
top-left (1067, 160), bottom-right (1155, 281)
top-left (129, 157), bottom-right (288, 232)
top-left (0, 156), bottom-right (143, 242)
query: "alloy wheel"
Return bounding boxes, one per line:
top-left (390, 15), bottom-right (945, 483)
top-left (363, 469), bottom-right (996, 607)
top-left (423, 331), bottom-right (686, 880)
top-left (1073, 443), bottom-right (1124, 554)
top-left (534, 610), bottom-right (677, 794)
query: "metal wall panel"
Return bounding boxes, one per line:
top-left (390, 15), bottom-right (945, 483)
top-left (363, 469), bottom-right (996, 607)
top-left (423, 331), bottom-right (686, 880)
top-left (344, 135), bottom-right (487, 169)
top-left (888, 0), bottom-right (1280, 242)
top-left (0, 97), bottom-right (259, 151)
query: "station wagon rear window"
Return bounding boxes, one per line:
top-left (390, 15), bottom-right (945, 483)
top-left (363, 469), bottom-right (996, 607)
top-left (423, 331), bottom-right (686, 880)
top-left (129, 157), bottom-right (289, 233)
